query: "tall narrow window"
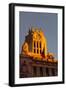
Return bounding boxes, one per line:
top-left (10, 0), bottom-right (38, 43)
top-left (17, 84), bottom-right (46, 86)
top-left (52, 68), bottom-right (55, 76)
top-left (34, 41), bottom-right (36, 48)
top-left (34, 49), bottom-right (36, 53)
top-left (40, 49), bottom-right (42, 54)
top-left (40, 67), bottom-right (43, 76)
top-left (33, 66), bottom-right (37, 76)
top-left (40, 42), bottom-right (41, 48)
top-left (46, 68), bottom-right (49, 76)
top-left (37, 49), bottom-right (39, 53)
top-left (37, 41), bottom-right (38, 48)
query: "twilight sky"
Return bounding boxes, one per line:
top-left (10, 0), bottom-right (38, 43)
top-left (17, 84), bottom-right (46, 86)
top-left (19, 12), bottom-right (58, 59)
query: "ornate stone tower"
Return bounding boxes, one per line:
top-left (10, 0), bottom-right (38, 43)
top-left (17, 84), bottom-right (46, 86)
top-left (20, 27), bottom-right (58, 78)
top-left (21, 27), bottom-right (47, 58)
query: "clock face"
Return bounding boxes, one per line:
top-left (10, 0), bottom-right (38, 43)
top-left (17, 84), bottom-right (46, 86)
top-left (38, 34), bottom-right (41, 39)
top-left (33, 33), bottom-right (41, 40)
top-left (33, 33), bottom-right (37, 39)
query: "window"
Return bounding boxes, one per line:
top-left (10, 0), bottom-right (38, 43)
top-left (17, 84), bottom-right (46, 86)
top-left (33, 66), bottom-right (37, 76)
top-left (40, 42), bottom-right (41, 48)
top-left (40, 67), bottom-right (43, 76)
top-left (33, 41), bottom-right (36, 53)
top-left (40, 49), bottom-right (42, 54)
top-left (34, 41), bottom-right (36, 48)
top-left (34, 49), bottom-right (36, 53)
top-left (52, 68), bottom-right (55, 76)
top-left (33, 41), bottom-right (42, 54)
top-left (37, 49), bottom-right (39, 53)
top-left (37, 42), bottom-right (38, 48)
top-left (46, 68), bottom-right (49, 76)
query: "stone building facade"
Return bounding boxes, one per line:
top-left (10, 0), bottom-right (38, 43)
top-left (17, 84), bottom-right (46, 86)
top-left (20, 27), bottom-right (58, 78)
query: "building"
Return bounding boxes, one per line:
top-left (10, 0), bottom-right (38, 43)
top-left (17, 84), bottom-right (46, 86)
top-left (20, 27), bottom-right (58, 78)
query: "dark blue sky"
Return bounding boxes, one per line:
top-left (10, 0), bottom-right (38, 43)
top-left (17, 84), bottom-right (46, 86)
top-left (19, 12), bottom-right (58, 59)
